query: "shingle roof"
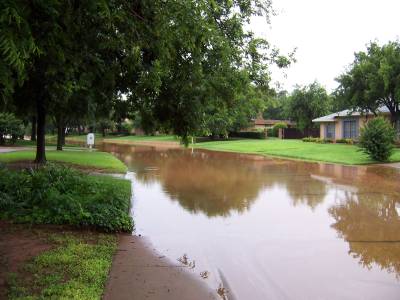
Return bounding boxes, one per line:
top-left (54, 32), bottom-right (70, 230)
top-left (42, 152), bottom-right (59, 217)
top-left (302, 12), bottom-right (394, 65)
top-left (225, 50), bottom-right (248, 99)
top-left (312, 106), bottom-right (390, 123)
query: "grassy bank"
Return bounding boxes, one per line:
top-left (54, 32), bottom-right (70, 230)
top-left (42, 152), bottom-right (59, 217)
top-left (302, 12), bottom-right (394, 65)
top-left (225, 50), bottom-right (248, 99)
top-left (105, 134), bottom-right (178, 143)
top-left (194, 139), bottom-right (400, 165)
top-left (4, 227), bottom-right (117, 300)
top-left (0, 149), bottom-right (127, 173)
top-left (0, 164), bottom-right (132, 232)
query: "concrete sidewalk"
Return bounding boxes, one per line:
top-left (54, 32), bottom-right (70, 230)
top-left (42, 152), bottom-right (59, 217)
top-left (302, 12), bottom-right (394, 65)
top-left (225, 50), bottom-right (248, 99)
top-left (0, 147), bottom-right (29, 153)
top-left (103, 234), bottom-right (217, 300)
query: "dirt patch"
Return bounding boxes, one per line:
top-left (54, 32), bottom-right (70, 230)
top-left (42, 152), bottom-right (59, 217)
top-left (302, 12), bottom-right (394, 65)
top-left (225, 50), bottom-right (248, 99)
top-left (0, 222), bottom-right (52, 300)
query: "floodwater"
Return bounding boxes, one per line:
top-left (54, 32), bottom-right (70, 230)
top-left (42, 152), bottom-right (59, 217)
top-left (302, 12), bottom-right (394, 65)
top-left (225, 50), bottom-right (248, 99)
top-left (102, 143), bottom-right (400, 300)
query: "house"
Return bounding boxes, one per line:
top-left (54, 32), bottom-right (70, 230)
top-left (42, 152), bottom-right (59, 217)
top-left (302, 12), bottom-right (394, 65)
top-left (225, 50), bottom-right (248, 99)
top-left (312, 106), bottom-right (400, 141)
top-left (249, 118), bottom-right (296, 130)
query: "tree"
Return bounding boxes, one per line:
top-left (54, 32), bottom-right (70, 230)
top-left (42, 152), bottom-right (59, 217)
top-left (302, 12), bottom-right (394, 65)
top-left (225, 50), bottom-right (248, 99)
top-left (126, 1), bottom-right (292, 143)
top-left (0, 1), bottom-right (37, 104)
top-left (286, 82), bottom-right (332, 131)
top-left (336, 41), bottom-right (400, 124)
top-left (263, 90), bottom-right (289, 120)
top-left (5, 0), bottom-right (290, 160)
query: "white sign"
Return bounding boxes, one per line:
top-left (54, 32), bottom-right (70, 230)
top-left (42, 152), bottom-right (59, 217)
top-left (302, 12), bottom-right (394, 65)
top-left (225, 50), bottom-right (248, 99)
top-left (87, 133), bottom-right (95, 148)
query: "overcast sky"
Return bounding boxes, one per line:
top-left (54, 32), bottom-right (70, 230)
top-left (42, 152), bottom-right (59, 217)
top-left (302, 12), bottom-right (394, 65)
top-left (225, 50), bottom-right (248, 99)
top-left (250, 0), bottom-right (400, 92)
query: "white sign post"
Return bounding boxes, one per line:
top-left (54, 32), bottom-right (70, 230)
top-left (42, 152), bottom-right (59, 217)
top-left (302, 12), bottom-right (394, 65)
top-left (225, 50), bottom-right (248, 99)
top-left (87, 133), bottom-right (95, 149)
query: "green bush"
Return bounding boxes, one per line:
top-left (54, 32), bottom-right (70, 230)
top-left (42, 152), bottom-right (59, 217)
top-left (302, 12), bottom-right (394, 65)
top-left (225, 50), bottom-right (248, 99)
top-left (302, 137), bottom-right (333, 143)
top-left (302, 137), bottom-right (318, 142)
top-left (0, 164), bottom-right (133, 232)
top-left (0, 113), bottom-right (24, 145)
top-left (359, 117), bottom-right (396, 161)
top-left (336, 138), bottom-right (354, 144)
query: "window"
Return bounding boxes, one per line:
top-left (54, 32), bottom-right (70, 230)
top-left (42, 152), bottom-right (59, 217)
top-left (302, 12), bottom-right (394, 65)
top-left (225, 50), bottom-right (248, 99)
top-left (343, 119), bottom-right (358, 139)
top-left (325, 123), bottom-right (335, 139)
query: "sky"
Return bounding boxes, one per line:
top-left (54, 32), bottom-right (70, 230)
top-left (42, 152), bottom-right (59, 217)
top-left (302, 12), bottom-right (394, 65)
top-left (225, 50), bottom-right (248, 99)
top-left (250, 0), bottom-right (400, 92)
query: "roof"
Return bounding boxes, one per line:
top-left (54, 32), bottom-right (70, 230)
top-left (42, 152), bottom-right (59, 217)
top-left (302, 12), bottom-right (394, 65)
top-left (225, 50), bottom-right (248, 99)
top-left (312, 106), bottom-right (390, 123)
top-left (254, 119), bottom-right (296, 126)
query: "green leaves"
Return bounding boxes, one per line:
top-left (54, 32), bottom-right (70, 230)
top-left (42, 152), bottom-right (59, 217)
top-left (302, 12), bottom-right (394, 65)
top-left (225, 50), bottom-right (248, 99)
top-left (337, 40), bottom-right (400, 122)
top-left (0, 112), bottom-right (24, 144)
top-left (286, 82), bottom-right (332, 131)
top-left (359, 117), bottom-right (397, 162)
top-left (0, 164), bottom-right (133, 232)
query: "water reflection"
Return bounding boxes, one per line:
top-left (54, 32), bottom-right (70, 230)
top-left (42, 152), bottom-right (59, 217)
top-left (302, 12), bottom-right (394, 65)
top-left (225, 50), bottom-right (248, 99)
top-left (310, 164), bottom-right (400, 278)
top-left (104, 143), bottom-right (330, 216)
top-left (101, 143), bottom-right (400, 298)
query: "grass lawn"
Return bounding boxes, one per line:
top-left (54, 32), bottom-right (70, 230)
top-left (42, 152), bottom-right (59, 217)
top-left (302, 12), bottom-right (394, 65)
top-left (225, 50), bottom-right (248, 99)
top-left (0, 149), bottom-right (127, 173)
top-left (106, 134), bottom-right (179, 143)
top-left (14, 139), bottom-right (81, 148)
top-left (194, 139), bottom-right (400, 165)
top-left (5, 228), bottom-right (117, 300)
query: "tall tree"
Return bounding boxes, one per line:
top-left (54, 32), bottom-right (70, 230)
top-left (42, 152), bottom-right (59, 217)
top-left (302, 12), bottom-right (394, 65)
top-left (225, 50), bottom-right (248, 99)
top-left (5, 0), bottom-right (290, 160)
top-left (336, 41), bottom-right (400, 124)
top-left (286, 82), bottom-right (332, 131)
top-left (0, 1), bottom-right (37, 104)
top-left (263, 89), bottom-right (289, 120)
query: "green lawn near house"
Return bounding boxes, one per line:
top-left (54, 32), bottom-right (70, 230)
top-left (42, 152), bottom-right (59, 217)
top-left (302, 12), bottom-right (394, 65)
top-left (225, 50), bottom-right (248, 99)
top-left (105, 134), bottom-right (179, 143)
top-left (194, 139), bottom-right (400, 165)
top-left (0, 149), bottom-right (127, 173)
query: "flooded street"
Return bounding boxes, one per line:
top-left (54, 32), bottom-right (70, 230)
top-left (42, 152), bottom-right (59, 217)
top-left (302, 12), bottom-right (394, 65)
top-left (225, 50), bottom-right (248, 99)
top-left (102, 143), bottom-right (400, 300)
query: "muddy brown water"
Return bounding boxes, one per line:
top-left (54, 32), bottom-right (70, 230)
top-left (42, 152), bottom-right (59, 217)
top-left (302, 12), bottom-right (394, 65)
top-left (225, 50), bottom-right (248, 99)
top-left (101, 143), bottom-right (400, 300)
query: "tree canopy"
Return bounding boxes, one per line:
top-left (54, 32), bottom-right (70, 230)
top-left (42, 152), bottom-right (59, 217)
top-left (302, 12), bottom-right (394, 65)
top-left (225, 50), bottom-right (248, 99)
top-left (1, 0), bottom-right (291, 161)
top-left (286, 82), bottom-right (331, 131)
top-left (336, 40), bottom-right (400, 124)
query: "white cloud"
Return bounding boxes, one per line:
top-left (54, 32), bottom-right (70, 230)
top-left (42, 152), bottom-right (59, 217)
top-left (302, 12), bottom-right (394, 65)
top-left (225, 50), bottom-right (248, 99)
top-left (250, 0), bottom-right (400, 92)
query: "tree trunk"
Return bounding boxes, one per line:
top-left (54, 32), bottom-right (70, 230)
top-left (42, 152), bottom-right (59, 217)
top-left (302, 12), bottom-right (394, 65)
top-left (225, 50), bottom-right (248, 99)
top-left (102, 127), bottom-right (106, 137)
top-left (56, 117), bottom-right (65, 151)
top-left (57, 123), bottom-right (63, 151)
top-left (78, 125), bottom-right (82, 135)
top-left (35, 97), bottom-right (46, 164)
top-left (62, 127), bottom-right (66, 146)
top-left (31, 116), bottom-right (37, 141)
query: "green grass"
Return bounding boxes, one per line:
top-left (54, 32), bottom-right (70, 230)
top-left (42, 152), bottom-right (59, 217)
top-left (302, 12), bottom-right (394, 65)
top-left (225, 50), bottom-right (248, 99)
top-left (106, 134), bottom-right (179, 142)
top-left (0, 165), bottom-right (133, 231)
top-left (7, 232), bottom-right (117, 300)
top-left (14, 139), bottom-right (81, 148)
top-left (0, 149), bottom-right (127, 173)
top-left (194, 139), bottom-right (400, 165)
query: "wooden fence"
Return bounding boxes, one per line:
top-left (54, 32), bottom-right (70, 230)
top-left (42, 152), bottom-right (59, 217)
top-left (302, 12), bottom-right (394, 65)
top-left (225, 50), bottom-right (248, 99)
top-left (279, 128), bottom-right (319, 139)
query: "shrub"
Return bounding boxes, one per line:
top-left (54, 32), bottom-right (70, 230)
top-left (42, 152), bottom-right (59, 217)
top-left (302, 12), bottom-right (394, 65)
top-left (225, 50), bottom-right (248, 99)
top-left (0, 164), bottom-right (133, 232)
top-left (359, 117), bottom-right (396, 161)
top-left (336, 138), bottom-right (354, 144)
top-left (0, 113), bottom-right (24, 145)
top-left (302, 137), bottom-right (318, 142)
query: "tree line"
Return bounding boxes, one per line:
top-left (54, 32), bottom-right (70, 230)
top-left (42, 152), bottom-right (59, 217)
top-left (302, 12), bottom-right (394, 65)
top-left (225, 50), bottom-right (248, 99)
top-left (1, 0), bottom-right (292, 162)
top-left (264, 40), bottom-right (400, 133)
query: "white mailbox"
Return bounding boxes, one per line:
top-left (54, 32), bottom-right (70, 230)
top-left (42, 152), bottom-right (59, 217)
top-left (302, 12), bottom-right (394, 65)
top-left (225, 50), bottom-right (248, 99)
top-left (87, 133), bottom-right (95, 148)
